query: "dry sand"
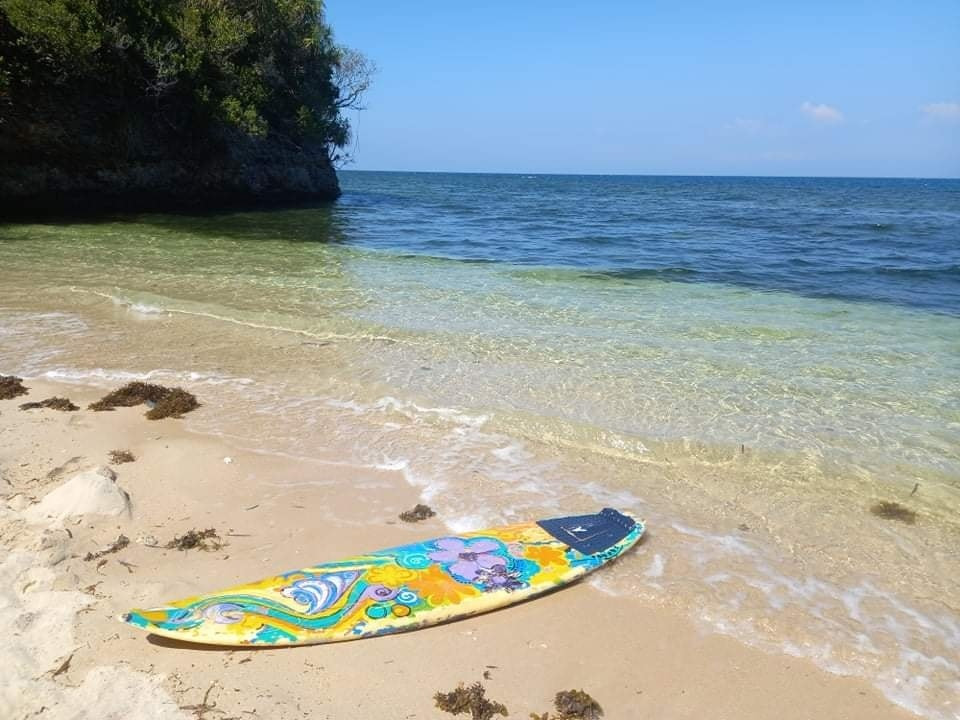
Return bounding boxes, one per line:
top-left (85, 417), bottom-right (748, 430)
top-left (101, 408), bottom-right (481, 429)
top-left (1, 380), bottom-right (917, 719)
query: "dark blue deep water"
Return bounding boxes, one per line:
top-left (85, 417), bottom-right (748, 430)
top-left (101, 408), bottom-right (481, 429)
top-left (337, 172), bottom-right (960, 314)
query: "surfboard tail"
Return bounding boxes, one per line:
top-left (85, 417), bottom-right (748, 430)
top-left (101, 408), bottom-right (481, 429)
top-left (537, 507), bottom-right (639, 555)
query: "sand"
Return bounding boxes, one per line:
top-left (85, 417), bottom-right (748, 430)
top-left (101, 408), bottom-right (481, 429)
top-left (0, 380), bottom-right (918, 720)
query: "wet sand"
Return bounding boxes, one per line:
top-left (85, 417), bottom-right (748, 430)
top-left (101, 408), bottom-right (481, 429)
top-left (1, 379), bottom-right (917, 720)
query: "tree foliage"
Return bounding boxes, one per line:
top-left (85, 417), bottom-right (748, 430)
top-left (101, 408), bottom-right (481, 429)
top-left (0, 0), bottom-right (371, 159)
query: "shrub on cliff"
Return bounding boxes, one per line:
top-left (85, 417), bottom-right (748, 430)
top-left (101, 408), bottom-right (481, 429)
top-left (0, 0), bottom-right (369, 200)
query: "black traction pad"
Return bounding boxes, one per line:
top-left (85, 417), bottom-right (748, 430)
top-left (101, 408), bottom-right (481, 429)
top-left (537, 507), bottom-right (638, 555)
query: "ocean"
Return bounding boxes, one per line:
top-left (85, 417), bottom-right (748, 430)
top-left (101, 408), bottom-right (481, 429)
top-left (1, 172), bottom-right (958, 717)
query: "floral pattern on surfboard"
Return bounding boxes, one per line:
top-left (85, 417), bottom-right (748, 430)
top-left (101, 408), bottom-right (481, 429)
top-left (123, 508), bottom-right (644, 646)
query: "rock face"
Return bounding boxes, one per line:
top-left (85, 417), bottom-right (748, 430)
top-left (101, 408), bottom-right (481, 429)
top-left (1, 2), bottom-right (348, 217)
top-left (0, 134), bottom-right (340, 217)
top-left (24, 466), bottom-right (131, 525)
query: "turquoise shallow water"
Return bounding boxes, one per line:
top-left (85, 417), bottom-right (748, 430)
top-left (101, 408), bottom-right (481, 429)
top-left (1, 172), bottom-right (959, 717)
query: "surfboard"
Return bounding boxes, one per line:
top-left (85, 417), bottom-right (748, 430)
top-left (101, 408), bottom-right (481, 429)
top-left (122, 507), bottom-right (643, 646)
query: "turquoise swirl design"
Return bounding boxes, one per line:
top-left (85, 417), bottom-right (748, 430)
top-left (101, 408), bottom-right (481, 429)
top-left (140, 577), bottom-right (379, 633)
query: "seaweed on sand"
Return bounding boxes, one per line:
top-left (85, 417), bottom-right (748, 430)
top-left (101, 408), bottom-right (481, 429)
top-left (551, 690), bottom-right (603, 720)
top-left (530, 690), bottom-right (604, 720)
top-left (88, 382), bottom-right (164, 410)
top-left (434, 683), bottom-right (508, 720)
top-left (19, 397), bottom-right (79, 411)
top-left (399, 503), bottom-right (436, 522)
top-left (108, 449), bottom-right (136, 464)
top-left (870, 501), bottom-right (917, 524)
top-left (0, 375), bottom-right (29, 400)
top-left (88, 382), bottom-right (199, 419)
top-left (165, 528), bottom-right (223, 551)
top-left (146, 388), bottom-right (200, 419)
top-left (181, 682), bottom-right (222, 720)
top-left (84, 534), bottom-right (130, 561)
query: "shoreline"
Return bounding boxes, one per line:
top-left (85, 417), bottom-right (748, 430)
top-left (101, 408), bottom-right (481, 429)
top-left (1, 379), bottom-right (919, 719)
top-left (0, 193), bottom-right (343, 225)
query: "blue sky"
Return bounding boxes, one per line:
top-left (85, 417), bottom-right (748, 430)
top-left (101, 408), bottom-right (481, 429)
top-left (326, 1), bottom-right (959, 177)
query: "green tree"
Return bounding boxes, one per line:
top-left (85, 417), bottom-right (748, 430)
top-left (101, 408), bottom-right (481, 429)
top-left (0, 0), bottom-right (371, 160)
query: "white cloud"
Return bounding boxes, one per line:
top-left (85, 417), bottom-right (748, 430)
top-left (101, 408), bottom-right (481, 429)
top-left (801, 101), bottom-right (844, 124)
top-left (920, 102), bottom-right (960, 122)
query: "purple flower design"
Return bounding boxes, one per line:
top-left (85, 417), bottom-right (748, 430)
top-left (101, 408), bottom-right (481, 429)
top-left (429, 537), bottom-right (506, 581)
top-left (476, 565), bottom-right (524, 592)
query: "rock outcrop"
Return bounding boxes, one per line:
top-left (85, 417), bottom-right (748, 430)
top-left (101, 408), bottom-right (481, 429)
top-left (0, 133), bottom-right (340, 217)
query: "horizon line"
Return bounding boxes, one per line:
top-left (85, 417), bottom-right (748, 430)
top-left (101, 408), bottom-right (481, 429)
top-left (337, 168), bottom-right (960, 181)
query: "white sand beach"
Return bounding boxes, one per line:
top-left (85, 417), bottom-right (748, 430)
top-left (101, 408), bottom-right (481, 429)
top-left (1, 379), bottom-right (918, 719)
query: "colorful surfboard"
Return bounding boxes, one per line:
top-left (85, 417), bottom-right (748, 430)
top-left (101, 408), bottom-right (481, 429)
top-left (122, 507), bottom-right (643, 646)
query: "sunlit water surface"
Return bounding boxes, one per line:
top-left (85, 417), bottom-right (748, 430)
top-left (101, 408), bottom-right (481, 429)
top-left (1, 173), bottom-right (958, 717)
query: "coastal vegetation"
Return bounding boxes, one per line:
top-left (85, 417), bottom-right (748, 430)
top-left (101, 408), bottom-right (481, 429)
top-left (0, 0), bottom-right (370, 213)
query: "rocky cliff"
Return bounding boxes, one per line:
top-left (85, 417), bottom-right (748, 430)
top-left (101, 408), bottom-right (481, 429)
top-left (0, 131), bottom-right (340, 217)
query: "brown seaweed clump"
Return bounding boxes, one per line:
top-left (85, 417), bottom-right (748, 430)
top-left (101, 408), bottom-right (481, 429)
top-left (870, 501), bottom-right (917, 524)
top-left (109, 449), bottom-right (136, 464)
top-left (165, 528), bottom-right (223, 551)
top-left (88, 381), bottom-right (167, 410)
top-left (146, 388), bottom-right (200, 420)
top-left (19, 397), bottom-right (79, 412)
top-left (84, 534), bottom-right (130, 561)
top-left (530, 690), bottom-right (604, 720)
top-left (0, 375), bottom-right (29, 400)
top-left (552, 690), bottom-right (603, 720)
top-left (434, 683), bottom-right (508, 720)
top-left (399, 503), bottom-right (436, 523)
top-left (88, 382), bottom-right (199, 419)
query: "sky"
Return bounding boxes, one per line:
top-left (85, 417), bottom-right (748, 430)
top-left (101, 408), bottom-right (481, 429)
top-left (326, 1), bottom-right (960, 177)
